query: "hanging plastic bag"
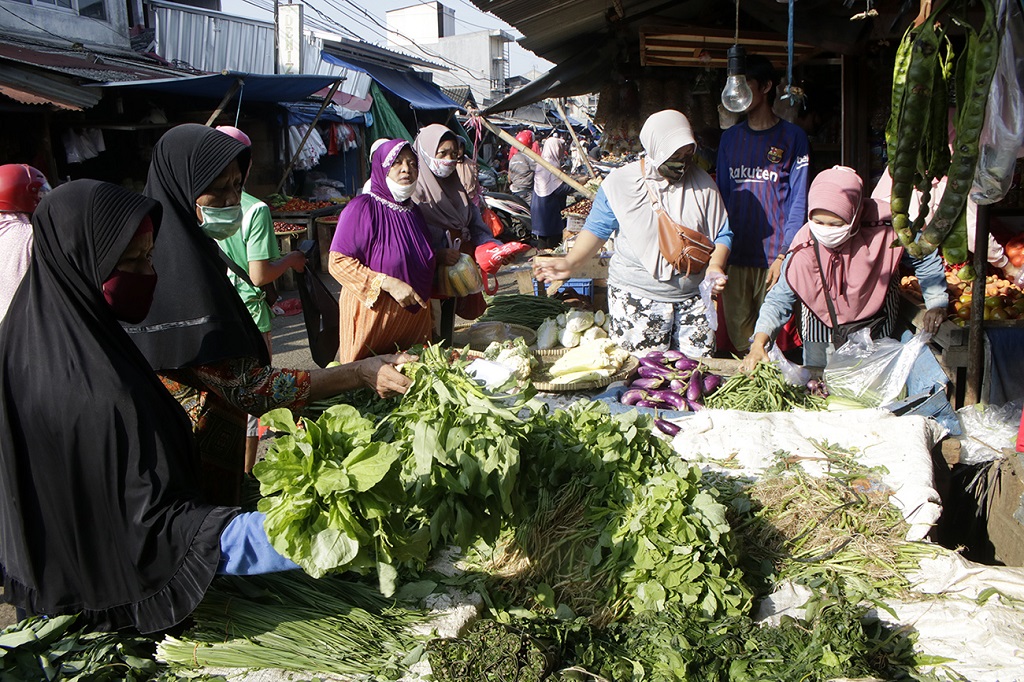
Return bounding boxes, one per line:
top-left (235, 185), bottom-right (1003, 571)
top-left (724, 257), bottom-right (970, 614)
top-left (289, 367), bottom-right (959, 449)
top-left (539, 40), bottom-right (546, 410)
top-left (823, 329), bottom-right (932, 407)
top-left (767, 344), bottom-right (811, 387)
top-left (698, 271), bottom-right (726, 333)
top-left (971, 0), bottom-right (1024, 205)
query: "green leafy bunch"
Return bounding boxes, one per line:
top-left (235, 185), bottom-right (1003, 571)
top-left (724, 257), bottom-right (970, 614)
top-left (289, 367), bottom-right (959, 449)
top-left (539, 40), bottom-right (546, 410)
top-left (377, 344), bottom-right (537, 552)
top-left (255, 404), bottom-right (407, 590)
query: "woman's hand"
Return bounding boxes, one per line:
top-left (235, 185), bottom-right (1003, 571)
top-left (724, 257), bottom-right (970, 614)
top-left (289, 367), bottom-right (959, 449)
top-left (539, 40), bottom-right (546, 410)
top-left (740, 333), bottom-right (772, 373)
top-left (382, 276), bottom-right (426, 309)
top-left (921, 306), bottom-right (946, 334)
top-left (439, 248), bottom-right (461, 266)
top-left (703, 266), bottom-right (728, 296)
top-left (533, 257), bottom-right (574, 283)
top-left (355, 353), bottom-right (416, 398)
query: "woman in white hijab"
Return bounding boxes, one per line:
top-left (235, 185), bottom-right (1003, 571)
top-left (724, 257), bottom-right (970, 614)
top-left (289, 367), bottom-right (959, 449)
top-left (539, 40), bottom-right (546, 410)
top-left (534, 110), bottom-right (732, 356)
top-left (530, 136), bottom-right (573, 249)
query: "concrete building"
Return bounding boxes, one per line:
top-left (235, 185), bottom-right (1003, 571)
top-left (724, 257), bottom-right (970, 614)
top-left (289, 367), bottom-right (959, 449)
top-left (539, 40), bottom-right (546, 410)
top-left (0, 0), bottom-right (139, 51)
top-left (385, 2), bottom-right (513, 107)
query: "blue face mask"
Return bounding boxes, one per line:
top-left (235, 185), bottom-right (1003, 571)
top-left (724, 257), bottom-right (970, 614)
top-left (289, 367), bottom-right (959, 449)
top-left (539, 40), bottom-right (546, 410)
top-left (196, 204), bottom-right (242, 240)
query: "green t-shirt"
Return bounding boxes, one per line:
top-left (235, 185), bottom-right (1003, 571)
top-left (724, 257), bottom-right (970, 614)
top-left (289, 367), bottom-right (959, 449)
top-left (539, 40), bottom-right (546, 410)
top-left (219, 192), bottom-right (281, 332)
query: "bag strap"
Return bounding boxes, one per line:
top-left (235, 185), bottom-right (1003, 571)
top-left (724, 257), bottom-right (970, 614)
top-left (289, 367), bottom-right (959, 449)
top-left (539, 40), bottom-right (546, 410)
top-left (218, 248), bottom-right (256, 288)
top-left (812, 238), bottom-right (841, 331)
top-left (638, 157), bottom-right (666, 213)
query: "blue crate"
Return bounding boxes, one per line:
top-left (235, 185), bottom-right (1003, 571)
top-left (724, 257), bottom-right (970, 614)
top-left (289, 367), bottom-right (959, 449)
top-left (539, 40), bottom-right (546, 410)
top-left (533, 277), bottom-right (593, 298)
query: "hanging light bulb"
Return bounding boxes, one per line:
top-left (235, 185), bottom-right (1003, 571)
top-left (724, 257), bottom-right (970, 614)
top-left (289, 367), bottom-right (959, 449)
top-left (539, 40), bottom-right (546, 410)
top-left (721, 44), bottom-right (753, 113)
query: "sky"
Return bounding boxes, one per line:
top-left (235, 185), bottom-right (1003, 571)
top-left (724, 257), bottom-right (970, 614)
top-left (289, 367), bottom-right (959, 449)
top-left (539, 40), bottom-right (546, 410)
top-left (218, 0), bottom-right (553, 80)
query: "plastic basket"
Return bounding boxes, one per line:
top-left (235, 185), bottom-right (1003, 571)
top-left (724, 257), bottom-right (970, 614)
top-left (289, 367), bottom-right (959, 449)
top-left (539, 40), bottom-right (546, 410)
top-left (533, 278), bottom-right (594, 299)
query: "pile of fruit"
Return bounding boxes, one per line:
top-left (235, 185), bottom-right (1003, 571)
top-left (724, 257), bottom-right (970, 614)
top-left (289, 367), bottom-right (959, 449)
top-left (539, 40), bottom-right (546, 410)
top-left (266, 195), bottom-right (335, 212)
top-left (562, 198), bottom-right (594, 217)
top-left (902, 271), bottom-right (1024, 324)
top-left (273, 222), bottom-right (305, 235)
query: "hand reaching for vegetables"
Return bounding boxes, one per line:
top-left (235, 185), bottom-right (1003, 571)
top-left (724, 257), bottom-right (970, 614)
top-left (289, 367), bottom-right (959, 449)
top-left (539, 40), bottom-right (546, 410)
top-left (740, 333), bottom-right (772, 373)
top-left (382, 276), bottom-right (426, 309)
top-left (356, 353), bottom-right (416, 398)
top-left (533, 256), bottom-right (574, 283)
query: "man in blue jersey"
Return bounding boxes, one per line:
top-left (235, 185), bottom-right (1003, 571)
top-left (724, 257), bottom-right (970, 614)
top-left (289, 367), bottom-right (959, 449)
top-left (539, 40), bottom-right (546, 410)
top-left (716, 54), bottom-right (809, 354)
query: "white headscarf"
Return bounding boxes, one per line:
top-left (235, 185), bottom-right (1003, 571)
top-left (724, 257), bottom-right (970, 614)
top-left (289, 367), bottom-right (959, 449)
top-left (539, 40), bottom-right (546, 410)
top-left (533, 137), bottom-right (567, 198)
top-left (601, 109), bottom-right (726, 282)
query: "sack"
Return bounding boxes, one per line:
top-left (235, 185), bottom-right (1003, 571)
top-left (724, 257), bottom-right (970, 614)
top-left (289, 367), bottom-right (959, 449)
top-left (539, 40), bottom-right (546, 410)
top-left (295, 241), bottom-right (340, 368)
top-left (640, 158), bottom-right (715, 276)
top-left (261, 282), bottom-right (279, 307)
top-left (830, 313), bottom-right (887, 350)
top-left (823, 329), bottom-right (931, 407)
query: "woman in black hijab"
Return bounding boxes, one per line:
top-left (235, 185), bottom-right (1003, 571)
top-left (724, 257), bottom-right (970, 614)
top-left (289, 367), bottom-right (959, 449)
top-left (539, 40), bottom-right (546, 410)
top-left (126, 124), bottom-right (410, 505)
top-left (0, 180), bottom-right (238, 632)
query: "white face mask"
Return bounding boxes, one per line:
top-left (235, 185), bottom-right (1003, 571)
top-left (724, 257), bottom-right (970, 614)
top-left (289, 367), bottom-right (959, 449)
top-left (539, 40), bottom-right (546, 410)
top-left (809, 221), bottom-right (856, 250)
top-left (386, 177), bottom-right (415, 202)
top-left (196, 203), bottom-right (243, 240)
top-left (428, 157), bottom-right (457, 178)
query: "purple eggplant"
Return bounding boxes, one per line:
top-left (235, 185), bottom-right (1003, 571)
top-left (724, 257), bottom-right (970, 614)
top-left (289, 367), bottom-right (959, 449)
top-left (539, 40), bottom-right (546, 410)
top-left (620, 389), bottom-right (649, 406)
top-left (674, 357), bottom-right (699, 372)
top-left (686, 371), bottom-right (703, 402)
top-left (685, 398), bottom-right (704, 412)
top-left (643, 350), bottom-right (666, 364)
top-left (702, 374), bottom-right (723, 396)
top-left (655, 419), bottom-right (681, 436)
top-left (637, 400), bottom-right (662, 409)
top-left (650, 389), bottom-right (687, 410)
top-left (662, 350), bottom-right (687, 362)
top-left (638, 365), bottom-right (674, 379)
top-left (640, 356), bottom-right (671, 371)
top-left (631, 377), bottom-right (665, 390)
top-left (669, 378), bottom-right (687, 393)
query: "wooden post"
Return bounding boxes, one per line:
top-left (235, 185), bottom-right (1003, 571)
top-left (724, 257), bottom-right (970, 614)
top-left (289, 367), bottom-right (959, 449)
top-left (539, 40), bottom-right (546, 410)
top-left (470, 112), bottom-right (595, 199)
top-left (205, 77), bottom-right (244, 126)
top-left (965, 203), bottom-right (989, 405)
top-left (554, 98), bottom-right (598, 180)
top-left (274, 79), bottom-right (343, 195)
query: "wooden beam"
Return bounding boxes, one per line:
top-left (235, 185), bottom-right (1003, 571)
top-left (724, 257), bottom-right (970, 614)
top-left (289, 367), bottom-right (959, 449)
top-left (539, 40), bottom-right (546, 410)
top-left (205, 77), bottom-right (243, 127)
top-left (554, 98), bottom-right (598, 180)
top-left (274, 79), bottom-right (343, 195)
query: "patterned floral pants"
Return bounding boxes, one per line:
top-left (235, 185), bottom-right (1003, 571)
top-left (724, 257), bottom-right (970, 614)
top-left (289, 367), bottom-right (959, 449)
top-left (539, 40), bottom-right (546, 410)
top-left (607, 284), bottom-right (715, 357)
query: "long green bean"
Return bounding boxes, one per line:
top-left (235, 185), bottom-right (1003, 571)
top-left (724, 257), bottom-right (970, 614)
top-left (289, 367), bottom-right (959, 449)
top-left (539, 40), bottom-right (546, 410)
top-left (704, 363), bottom-right (825, 412)
top-left (478, 294), bottom-right (570, 329)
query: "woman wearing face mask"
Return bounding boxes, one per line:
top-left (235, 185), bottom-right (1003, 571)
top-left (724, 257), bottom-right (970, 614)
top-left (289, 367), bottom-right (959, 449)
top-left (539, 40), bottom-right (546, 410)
top-left (329, 139), bottom-right (435, 362)
top-left (0, 180), bottom-right (306, 633)
top-left (126, 124), bottom-right (412, 506)
top-left (530, 136), bottom-right (574, 250)
top-left (741, 166), bottom-right (948, 370)
top-left (534, 110), bottom-right (732, 356)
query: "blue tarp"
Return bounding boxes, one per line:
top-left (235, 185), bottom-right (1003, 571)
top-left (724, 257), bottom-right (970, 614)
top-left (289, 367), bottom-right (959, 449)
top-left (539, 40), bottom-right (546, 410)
top-left (282, 101), bottom-right (369, 126)
top-left (92, 72), bottom-right (342, 103)
top-left (320, 53), bottom-right (459, 111)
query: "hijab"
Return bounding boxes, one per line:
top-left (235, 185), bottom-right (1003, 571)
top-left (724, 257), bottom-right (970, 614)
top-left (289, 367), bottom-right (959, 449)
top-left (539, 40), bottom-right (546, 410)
top-left (533, 137), bottom-right (567, 198)
top-left (785, 166), bottom-right (904, 325)
top-left (126, 123), bottom-right (268, 370)
top-left (601, 109), bottom-right (727, 282)
top-left (331, 140), bottom-right (435, 308)
top-left (412, 124), bottom-right (474, 237)
top-left (0, 180), bottom-right (236, 633)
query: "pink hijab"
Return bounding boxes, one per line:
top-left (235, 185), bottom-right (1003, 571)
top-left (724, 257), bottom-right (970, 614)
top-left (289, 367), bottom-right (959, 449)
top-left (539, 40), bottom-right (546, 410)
top-left (785, 166), bottom-right (903, 325)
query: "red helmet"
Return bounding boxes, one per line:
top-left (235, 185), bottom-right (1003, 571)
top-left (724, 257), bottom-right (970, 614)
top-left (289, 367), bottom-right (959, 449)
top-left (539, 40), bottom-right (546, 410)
top-left (0, 164), bottom-right (49, 213)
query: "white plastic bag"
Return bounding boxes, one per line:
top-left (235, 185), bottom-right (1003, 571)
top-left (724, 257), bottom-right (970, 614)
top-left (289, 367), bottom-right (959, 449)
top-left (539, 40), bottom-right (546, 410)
top-left (768, 344), bottom-right (811, 387)
top-left (971, 0), bottom-right (1024, 205)
top-left (823, 329), bottom-right (931, 407)
top-left (956, 399), bottom-right (1024, 465)
top-left (698, 271), bottom-right (726, 333)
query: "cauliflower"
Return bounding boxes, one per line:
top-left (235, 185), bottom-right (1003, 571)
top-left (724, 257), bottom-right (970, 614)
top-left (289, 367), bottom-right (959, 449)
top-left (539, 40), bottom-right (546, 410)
top-left (483, 337), bottom-right (536, 381)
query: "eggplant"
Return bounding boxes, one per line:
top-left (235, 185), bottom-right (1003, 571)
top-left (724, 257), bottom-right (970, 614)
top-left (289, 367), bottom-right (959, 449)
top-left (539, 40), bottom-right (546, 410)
top-left (631, 377), bottom-right (665, 390)
top-left (650, 389), bottom-right (687, 411)
top-left (686, 371), bottom-right (703, 402)
top-left (674, 357), bottom-right (699, 372)
top-left (654, 419), bottom-right (681, 436)
top-left (702, 373), bottom-right (723, 396)
top-left (669, 378), bottom-right (687, 393)
top-left (637, 400), bottom-right (662, 409)
top-left (638, 365), bottom-right (674, 379)
top-left (662, 350), bottom-right (687, 362)
top-left (643, 350), bottom-right (666, 364)
top-left (685, 398), bottom-right (704, 412)
top-left (640, 356), bottom-right (671, 370)
top-left (620, 389), bottom-right (648, 406)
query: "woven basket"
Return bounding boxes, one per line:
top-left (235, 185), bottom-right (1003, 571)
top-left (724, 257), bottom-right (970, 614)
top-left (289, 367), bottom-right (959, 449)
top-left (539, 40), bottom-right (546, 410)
top-left (452, 322), bottom-right (537, 351)
top-left (531, 354), bottom-right (639, 393)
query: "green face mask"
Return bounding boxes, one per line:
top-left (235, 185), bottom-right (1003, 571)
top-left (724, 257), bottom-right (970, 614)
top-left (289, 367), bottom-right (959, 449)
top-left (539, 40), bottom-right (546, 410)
top-left (196, 204), bottom-right (242, 240)
top-left (657, 159), bottom-right (689, 184)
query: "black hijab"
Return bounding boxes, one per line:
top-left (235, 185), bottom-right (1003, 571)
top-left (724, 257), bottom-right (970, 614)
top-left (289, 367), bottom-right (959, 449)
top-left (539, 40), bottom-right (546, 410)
top-left (126, 123), bottom-right (268, 370)
top-left (0, 180), bottom-right (236, 633)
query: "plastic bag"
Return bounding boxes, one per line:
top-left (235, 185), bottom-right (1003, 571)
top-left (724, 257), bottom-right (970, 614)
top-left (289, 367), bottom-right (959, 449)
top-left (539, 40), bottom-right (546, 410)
top-left (971, 0), bottom-right (1024, 205)
top-left (436, 253), bottom-right (483, 298)
top-left (823, 329), bottom-right (931, 407)
top-left (956, 399), bottom-right (1024, 465)
top-left (768, 344), bottom-right (811, 387)
top-left (698, 271), bottom-right (726, 333)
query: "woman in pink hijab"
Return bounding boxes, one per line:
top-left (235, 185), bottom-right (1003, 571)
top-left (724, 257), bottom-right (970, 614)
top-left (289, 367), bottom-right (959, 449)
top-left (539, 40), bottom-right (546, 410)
top-left (742, 166), bottom-right (949, 369)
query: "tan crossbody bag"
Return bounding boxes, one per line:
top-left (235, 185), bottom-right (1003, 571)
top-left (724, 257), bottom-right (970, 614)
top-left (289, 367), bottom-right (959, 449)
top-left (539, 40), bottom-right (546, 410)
top-left (639, 158), bottom-right (715, 276)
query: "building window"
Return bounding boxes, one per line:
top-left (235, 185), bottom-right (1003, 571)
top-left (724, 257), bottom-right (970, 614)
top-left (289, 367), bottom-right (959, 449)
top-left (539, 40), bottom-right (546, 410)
top-left (5, 0), bottom-right (107, 20)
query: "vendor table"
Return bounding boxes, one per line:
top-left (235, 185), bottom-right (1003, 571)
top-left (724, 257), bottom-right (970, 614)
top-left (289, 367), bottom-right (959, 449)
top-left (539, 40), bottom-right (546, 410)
top-left (269, 204), bottom-right (343, 271)
top-left (271, 226), bottom-right (306, 290)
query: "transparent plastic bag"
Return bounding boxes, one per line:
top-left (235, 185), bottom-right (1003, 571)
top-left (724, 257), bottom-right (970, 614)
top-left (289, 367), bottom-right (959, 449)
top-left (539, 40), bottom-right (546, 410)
top-left (698, 271), bottom-right (726, 333)
top-left (971, 0), bottom-right (1024, 205)
top-left (768, 344), bottom-right (811, 387)
top-left (436, 253), bottom-right (484, 298)
top-left (823, 329), bottom-right (932, 407)
top-left (956, 399), bottom-right (1024, 464)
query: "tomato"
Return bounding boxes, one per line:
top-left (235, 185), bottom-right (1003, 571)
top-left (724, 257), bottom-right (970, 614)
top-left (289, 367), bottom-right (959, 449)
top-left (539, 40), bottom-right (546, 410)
top-left (990, 306), bottom-right (1009, 321)
top-left (1005, 234), bottom-right (1024, 268)
top-left (985, 295), bottom-right (1003, 308)
top-left (957, 306), bottom-right (972, 320)
top-left (960, 293), bottom-right (974, 305)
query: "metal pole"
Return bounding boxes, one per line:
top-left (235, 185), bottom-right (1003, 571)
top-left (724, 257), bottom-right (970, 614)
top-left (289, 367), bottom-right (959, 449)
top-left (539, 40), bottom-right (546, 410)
top-left (274, 79), bottom-right (343, 195)
top-left (965, 203), bottom-right (989, 405)
top-left (471, 111), bottom-right (595, 199)
top-left (204, 77), bottom-right (243, 126)
top-left (554, 98), bottom-right (598, 180)
top-left (273, 0), bottom-right (279, 75)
